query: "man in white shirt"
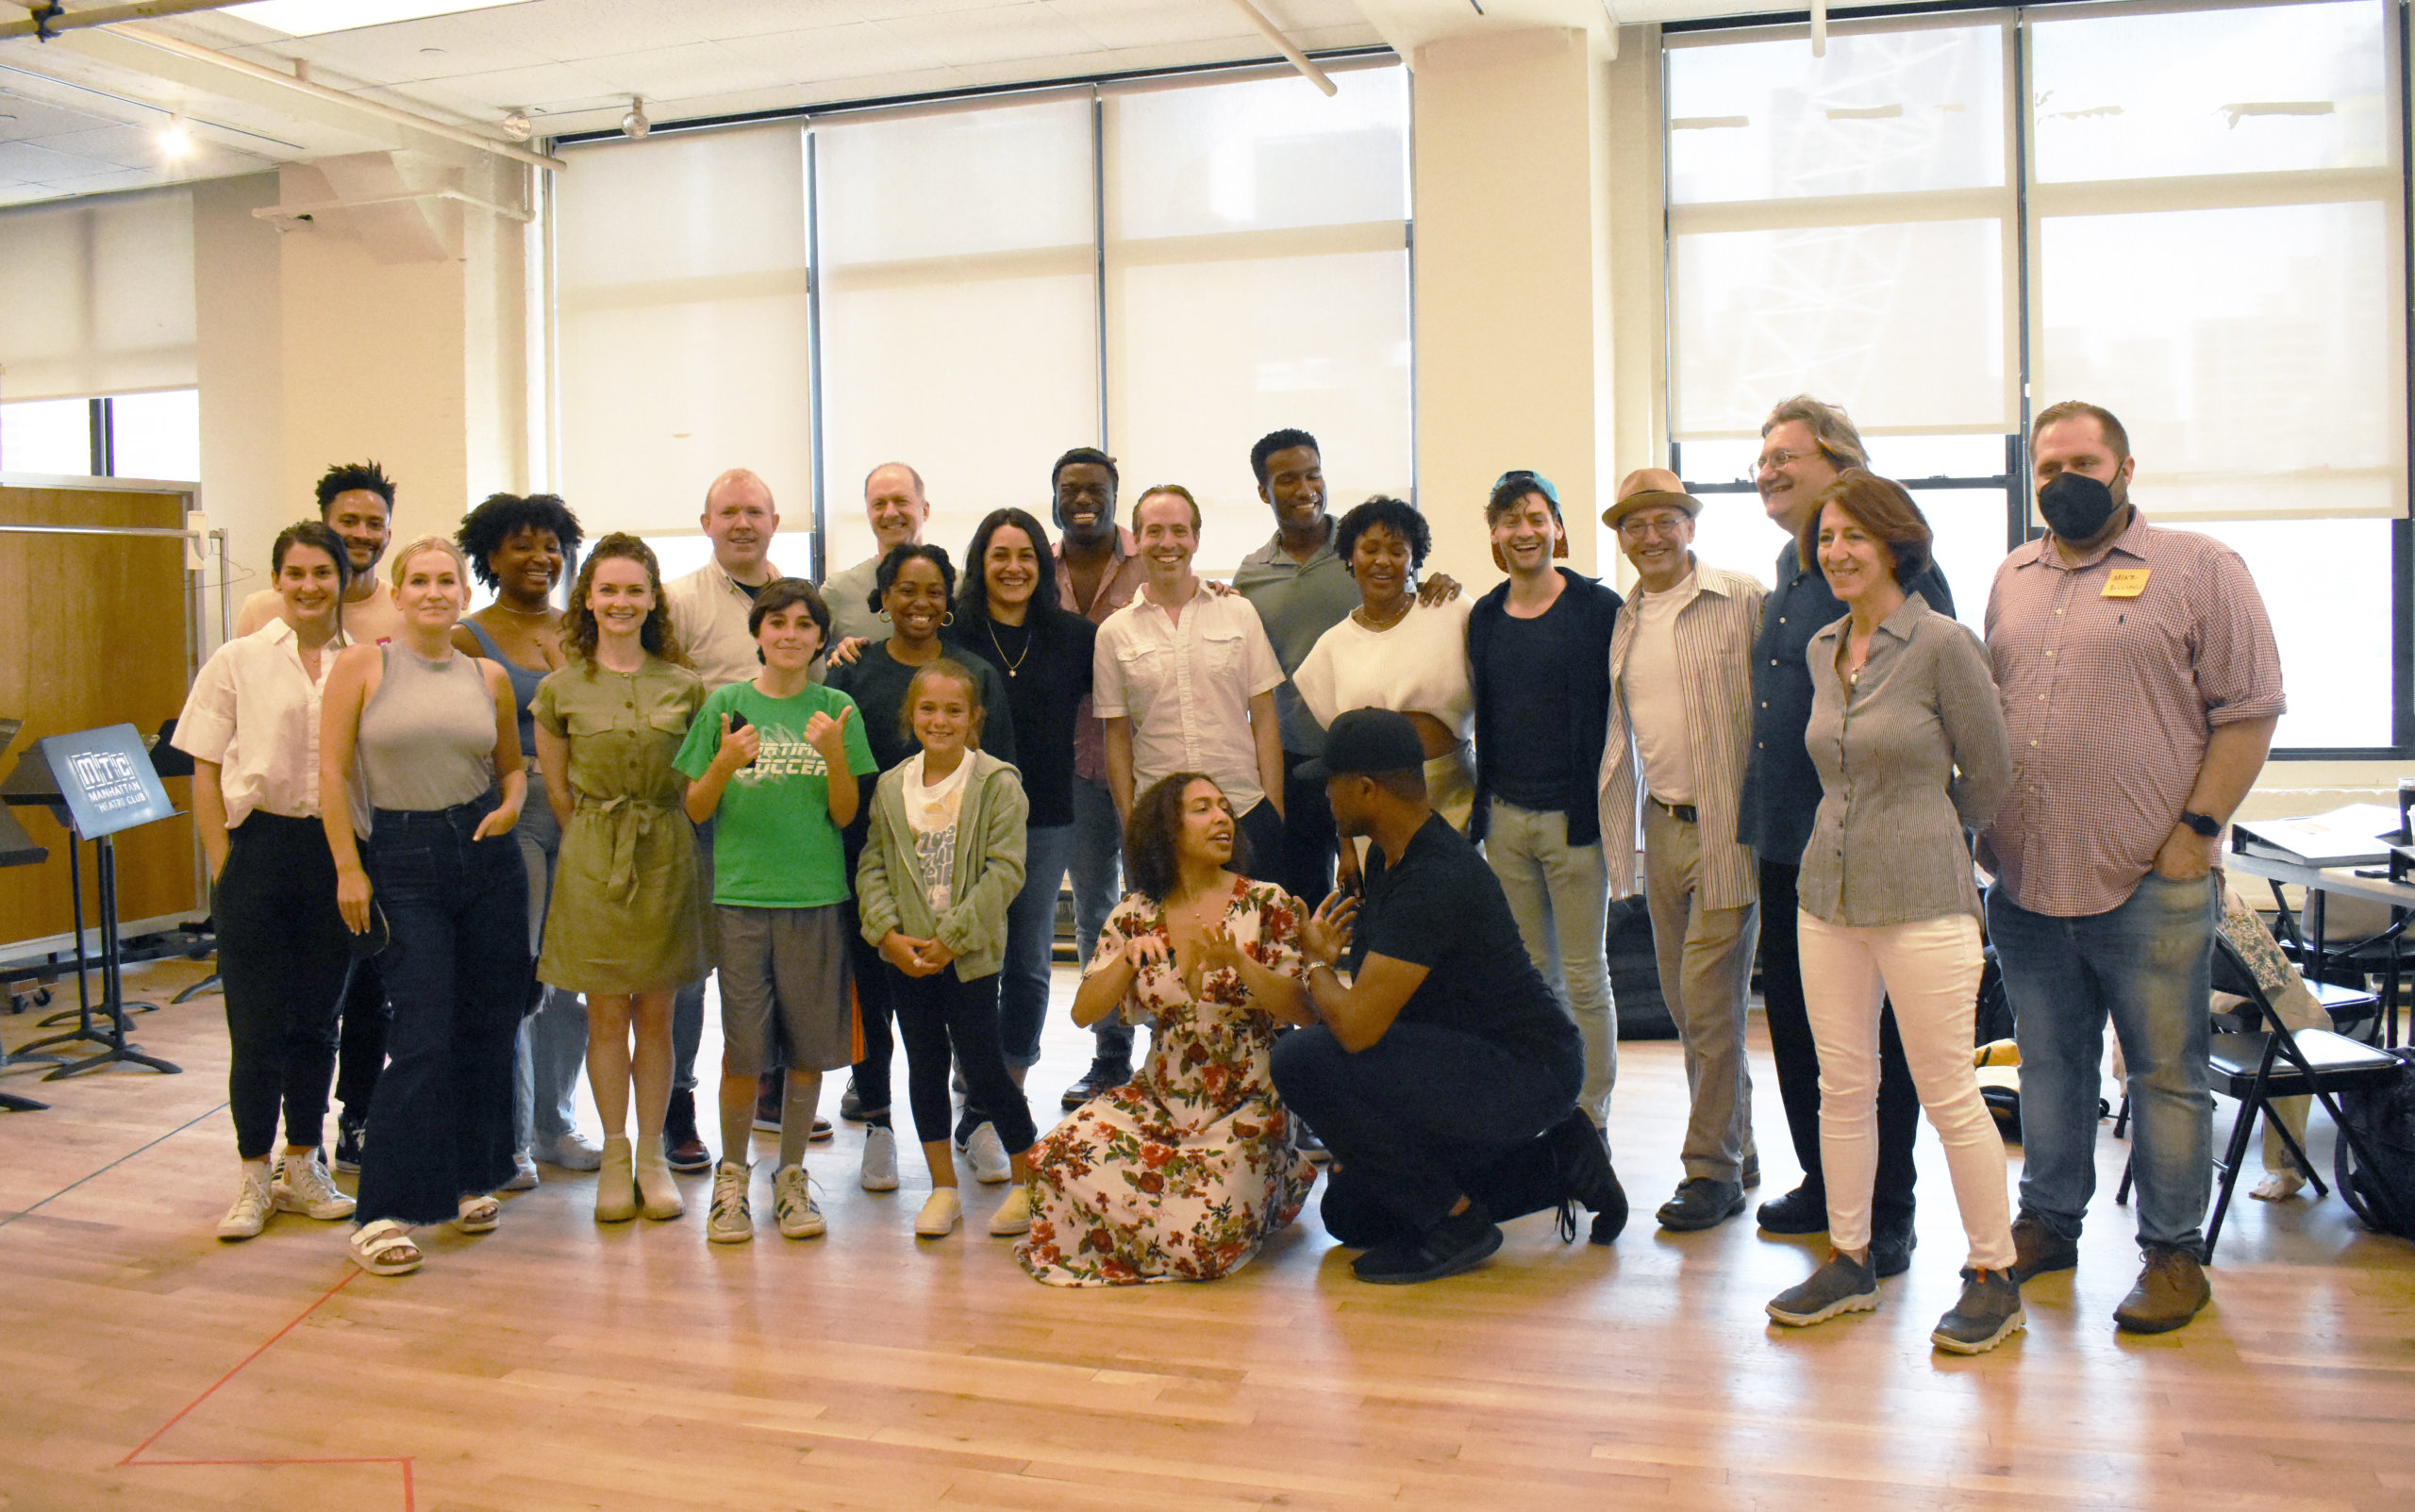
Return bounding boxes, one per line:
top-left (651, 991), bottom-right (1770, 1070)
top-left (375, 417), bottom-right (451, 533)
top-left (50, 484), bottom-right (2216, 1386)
top-left (1598, 468), bottom-right (1767, 1234)
top-left (1093, 484), bottom-right (1288, 876)
top-left (822, 462), bottom-right (930, 647)
top-left (660, 466), bottom-right (790, 1171)
top-left (233, 461), bottom-right (406, 644)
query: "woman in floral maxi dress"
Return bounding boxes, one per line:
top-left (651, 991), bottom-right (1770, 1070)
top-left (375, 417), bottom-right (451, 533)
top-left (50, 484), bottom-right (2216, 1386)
top-left (1018, 773), bottom-right (1320, 1286)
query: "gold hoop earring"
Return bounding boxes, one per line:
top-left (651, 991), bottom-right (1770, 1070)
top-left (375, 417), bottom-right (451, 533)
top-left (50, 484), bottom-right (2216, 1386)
top-left (941, 610), bottom-right (955, 626)
top-left (878, 608), bottom-right (891, 623)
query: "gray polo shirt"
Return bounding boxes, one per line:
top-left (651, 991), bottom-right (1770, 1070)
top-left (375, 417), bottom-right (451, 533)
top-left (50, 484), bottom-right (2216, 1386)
top-left (1232, 523), bottom-right (1361, 755)
top-left (822, 556), bottom-right (883, 647)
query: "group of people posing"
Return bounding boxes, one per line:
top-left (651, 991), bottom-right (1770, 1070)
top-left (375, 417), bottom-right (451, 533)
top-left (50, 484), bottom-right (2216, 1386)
top-left (175, 394), bottom-right (2282, 1354)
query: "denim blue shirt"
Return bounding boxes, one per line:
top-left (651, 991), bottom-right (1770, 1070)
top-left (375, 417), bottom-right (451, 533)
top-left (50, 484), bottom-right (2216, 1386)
top-left (1738, 538), bottom-right (1955, 867)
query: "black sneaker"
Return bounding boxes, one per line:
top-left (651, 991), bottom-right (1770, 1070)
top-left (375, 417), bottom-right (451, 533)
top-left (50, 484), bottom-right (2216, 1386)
top-left (1657, 1177), bottom-right (1747, 1232)
top-left (1352, 1205), bottom-right (1503, 1285)
top-left (839, 1076), bottom-right (876, 1122)
top-left (1060, 1055), bottom-right (1130, 1110)
top-left (1870, 1220), bottom-right (1919, 1279)
top-left (663, 1088), bottom-right (712, 1174)
top-left (1756, 1182), bottom-right (1829, 1236)
top-left (333, 1111), bottom-right (366, 1174)
top-left (1541, 1108), bottom-right (1627, 1245)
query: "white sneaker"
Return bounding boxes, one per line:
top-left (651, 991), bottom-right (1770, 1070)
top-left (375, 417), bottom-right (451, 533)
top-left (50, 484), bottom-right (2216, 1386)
top-left (966, 1122), bottom-right (1010, 1184)
top-left (502, 1150), bottom-right (541, 1191)
top-left (217, 1164), bottom-right (274, 1239)
top-left (860, 1124), bottom-right (899, 1191)
top-left (707, 1161), bottom-right (753, 1244)
top-left (774, 1165), bottom-right (825, 1239)
top-left (988, 1185), bottom-right (1034, 1237)
top-left (540, 1131), bottom-right (604, 1171)
top-left (915, 1188), bottom-right (963, 1238)
top-left (272, 1152), bottom-right (357, 1221)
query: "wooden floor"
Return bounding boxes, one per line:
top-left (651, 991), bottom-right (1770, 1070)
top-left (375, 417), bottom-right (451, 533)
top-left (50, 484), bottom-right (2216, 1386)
top-left (4, 958), bottom-right (2413, 1512)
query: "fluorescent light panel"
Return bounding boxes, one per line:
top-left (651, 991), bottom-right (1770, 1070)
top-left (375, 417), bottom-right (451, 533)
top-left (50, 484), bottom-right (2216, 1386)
top-left (223, 0), bottom-right (530, 37)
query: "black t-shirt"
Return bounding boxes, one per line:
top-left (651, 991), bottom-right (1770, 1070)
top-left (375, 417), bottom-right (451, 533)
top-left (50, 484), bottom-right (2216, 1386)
top-left (1481, 600), bottom-right (1583, 811)
top-left (948, 613), bottom-right (1094, 830)
top-left (1349, 813), bottom-right (1583, 1072)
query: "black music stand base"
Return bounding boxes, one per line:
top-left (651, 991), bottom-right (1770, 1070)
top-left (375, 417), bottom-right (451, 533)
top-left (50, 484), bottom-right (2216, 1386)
top-left (13, 835), bottom-right (179, 1080)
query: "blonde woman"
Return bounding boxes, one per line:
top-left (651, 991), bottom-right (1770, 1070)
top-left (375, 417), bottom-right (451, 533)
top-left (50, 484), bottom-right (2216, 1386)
top-left (321, 535), bottom-right (530, 1277)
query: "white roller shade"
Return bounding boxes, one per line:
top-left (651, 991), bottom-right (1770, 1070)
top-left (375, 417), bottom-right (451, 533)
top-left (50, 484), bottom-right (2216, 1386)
top-left (555, 124), bottom-right (812, 542)
top-left (0, 188), bottom-right (196, 403)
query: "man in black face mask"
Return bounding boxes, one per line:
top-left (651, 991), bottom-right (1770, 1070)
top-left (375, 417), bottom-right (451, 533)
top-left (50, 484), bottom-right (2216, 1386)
top-left (1977, 401), bottom-right (2285, 1337)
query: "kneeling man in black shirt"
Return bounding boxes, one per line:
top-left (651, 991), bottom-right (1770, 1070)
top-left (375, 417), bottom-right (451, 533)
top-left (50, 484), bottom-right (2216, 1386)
top-left (1274, 709), bottom-right (1621, 1283)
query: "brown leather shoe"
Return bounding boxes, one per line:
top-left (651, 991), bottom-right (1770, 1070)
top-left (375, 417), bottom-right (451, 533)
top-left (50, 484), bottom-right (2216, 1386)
top-left (2010, 1214), bottom-right (2077, 1283)
top-left (2113, 1245), bottom-right (2211, 1334)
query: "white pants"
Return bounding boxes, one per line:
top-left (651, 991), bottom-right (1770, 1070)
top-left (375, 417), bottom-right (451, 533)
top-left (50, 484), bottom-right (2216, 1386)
top-left (1798, 909), bottom-right (2014, 1270)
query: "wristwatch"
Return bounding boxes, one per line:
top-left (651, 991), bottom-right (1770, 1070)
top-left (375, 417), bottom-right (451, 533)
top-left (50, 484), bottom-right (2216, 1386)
top-left (2179, 809), bottom-right (2223, 839)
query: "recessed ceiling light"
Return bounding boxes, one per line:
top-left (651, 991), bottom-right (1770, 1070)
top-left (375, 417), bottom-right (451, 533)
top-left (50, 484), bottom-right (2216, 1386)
top-left (223, 1), bottom-right (530, 38)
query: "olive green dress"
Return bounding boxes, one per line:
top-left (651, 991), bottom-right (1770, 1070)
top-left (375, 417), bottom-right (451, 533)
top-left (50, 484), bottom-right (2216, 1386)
top-left (531, 655), bottom-right (708, 994)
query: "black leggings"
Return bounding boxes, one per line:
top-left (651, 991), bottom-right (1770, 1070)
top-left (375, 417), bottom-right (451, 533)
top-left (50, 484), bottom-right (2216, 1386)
top-left (883, 964), bottom-right (1036, 1155)
top-left (215, 814), bottom-right (352, 1158)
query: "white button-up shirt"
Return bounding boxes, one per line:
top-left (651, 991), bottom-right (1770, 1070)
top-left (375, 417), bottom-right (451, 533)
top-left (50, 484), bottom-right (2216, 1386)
top-left (1092, 586), bottom-right (1284, 813)
top-left (666, 558), bottom-right (784, 692)
top-left (173, 617), bottom-right (353, 827)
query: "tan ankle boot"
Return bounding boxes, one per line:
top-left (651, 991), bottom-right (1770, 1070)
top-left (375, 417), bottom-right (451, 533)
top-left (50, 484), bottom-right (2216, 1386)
top-left (634, 1139), bottom-right (685, 1221)
top-left (595, 1135), bottom-right (637, 1223)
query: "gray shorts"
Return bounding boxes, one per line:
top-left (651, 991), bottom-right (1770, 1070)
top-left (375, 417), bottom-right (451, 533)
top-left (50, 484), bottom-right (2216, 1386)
top-left (714, 904), bottom-right (855, 1077)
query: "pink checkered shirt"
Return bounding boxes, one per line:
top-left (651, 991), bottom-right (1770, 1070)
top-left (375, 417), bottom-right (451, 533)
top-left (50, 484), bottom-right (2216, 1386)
top-left (1977, 508), bottom-right (2285, 918)
top-left (1058, 526), bottom-right (1147, 785)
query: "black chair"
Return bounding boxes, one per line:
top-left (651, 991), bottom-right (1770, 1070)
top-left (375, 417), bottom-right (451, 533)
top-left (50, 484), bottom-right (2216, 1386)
top-left (2197, 932), bottom-right (2401, 1260)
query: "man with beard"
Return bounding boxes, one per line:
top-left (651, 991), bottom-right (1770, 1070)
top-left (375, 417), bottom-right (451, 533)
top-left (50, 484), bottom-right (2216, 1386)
top-left (1980, 400), bottom-right (2283, 1334)
top-left (235, 460), bottom-right (405, 642)
top-left (1048, 448), bottom-right (1150, 1107)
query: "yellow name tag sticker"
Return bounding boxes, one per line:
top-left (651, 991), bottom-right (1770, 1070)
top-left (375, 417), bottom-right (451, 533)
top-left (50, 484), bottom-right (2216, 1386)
top-left (2101, 568), bottom-right (2150, 599)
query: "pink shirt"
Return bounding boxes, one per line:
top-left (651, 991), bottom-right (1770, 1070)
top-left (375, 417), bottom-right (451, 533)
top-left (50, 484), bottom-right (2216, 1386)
top-left (1057, 527), bottom-right (1147, 785)
top-left (1978, 509), bottom-right (2285, 917)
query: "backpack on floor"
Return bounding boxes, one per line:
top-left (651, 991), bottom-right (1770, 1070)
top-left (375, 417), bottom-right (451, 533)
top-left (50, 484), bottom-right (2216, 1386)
top-left (2332, 1047), bottom-right (2415, 1241)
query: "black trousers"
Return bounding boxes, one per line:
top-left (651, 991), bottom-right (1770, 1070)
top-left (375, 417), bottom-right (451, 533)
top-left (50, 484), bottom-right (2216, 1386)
top-left (845, 912), bottom-right (894, 1117)
top-left (215, 814), bottom-right (352, 1159)
top-left (884, 964), bottom-right (1036, 1155)
top-left (334, 956), bottom-right (390, 1119)
top-left (1276, 754), bottom-right (1337, 906)
top-left (1758, 857), bottom-right (1919, 1228)
top-left (1273, 1022), bottom-right (1577, 1233)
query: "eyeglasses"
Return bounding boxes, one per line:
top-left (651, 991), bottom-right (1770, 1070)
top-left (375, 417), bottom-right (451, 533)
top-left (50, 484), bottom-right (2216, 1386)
top-left (1756, 446), bottom-right (1820, 474)
top-left (1617, 513), bottom-right (1690, 540)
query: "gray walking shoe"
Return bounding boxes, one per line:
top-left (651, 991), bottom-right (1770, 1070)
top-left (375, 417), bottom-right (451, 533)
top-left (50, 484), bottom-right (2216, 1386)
top-left (1766, 1250), bottom-right (1880, 1327)
top-left (1932, 1267), bottom-right (2026, 1354)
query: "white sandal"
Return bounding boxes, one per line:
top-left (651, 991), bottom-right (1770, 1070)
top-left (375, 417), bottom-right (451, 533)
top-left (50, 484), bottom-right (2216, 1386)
top-left (454, 1193), bottom-right (502, 1233)
top-left (349, 1219), bottom-right (423, 1276)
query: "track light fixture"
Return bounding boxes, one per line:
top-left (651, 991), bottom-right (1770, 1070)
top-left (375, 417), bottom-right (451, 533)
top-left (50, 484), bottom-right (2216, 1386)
top-left (622, 97), bottom-right (649, 139)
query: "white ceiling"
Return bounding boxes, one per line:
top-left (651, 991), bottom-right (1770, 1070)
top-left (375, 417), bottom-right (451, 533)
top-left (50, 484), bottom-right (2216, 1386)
top-left (0, 0), bottom-right (1389, 206)
top-left (0, 0), bottom-right (1770, 208)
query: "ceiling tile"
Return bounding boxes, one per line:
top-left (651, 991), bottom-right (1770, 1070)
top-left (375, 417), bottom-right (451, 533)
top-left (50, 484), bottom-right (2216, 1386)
top-left (0, 91), bottom-right (122, 141)
top-left (724, 22), bottom-right (948, 85)
top-left (0, 139), bottom-right (110, 180)
top-left (1040, 0), bottom-right (1242, 52)
top-left (872, 2), bottom-right (1104, 69)
top-left (570, 41), bottom-right (791, 101)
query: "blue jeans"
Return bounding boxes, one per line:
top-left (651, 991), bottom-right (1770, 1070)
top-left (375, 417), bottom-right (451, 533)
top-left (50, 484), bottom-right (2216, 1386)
top-left (355, 795), bottom-right (528, 1225)
top-left (512, 785), bottom-right (589, 1149)
top-left (999, 822), bottom-right (1076, 1070)
top-left (1069, 776), bottom-right (1130, 1066)
top-left (1989, 871), bottom-right (2218, 1253)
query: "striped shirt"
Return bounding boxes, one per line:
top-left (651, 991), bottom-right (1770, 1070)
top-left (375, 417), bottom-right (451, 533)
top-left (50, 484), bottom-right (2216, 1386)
top-left (1978, 508), bottom-right (2286, 918)
top-left (1598, 560), bottom-right (1765, 909)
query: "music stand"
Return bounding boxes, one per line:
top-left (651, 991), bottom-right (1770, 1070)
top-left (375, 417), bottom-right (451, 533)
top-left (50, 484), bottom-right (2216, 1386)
top-left (0, 718), bottom-right (57, 1111)
top-left (3, 724), bottom-right (182, 1078)
top-left (143, 718), bottom-right (224, 1005)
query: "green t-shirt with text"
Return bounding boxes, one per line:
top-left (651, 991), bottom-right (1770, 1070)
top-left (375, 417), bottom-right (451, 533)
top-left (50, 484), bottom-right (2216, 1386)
top-left (674, 679), bottom-right (877, 908)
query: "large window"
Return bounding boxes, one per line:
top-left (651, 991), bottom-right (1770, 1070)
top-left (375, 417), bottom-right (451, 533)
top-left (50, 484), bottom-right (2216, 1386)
top-left (0, 390), bottom-right (200, 480)
top-left (555, 61), bottom-right (1411, 579)
top-left (1664, 0), bottom-right (2407, 754)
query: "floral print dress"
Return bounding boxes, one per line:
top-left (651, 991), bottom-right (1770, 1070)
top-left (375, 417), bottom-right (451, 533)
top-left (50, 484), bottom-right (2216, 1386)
top-left (1017, 879), bottom-right (1319, 1287)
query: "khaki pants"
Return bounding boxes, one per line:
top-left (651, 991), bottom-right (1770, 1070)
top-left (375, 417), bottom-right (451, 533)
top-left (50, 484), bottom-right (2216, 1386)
top-left (1641, 801), bottom-right (1758, 1184)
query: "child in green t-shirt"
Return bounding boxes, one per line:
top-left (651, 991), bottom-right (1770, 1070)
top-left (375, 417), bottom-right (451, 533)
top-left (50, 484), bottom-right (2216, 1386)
top-left (675, 579), bottom-right (876, 1244)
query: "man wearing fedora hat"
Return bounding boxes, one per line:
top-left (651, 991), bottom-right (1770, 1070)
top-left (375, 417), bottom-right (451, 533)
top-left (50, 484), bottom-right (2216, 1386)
top-left (1274, 708), bottom-right (1602, 1284)
top-left (1599, 468), bottom-right (1768, 1233)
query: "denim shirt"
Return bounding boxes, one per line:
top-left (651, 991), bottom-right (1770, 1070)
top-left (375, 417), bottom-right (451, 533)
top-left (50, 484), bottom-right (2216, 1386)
top-left (1738, 538), bottom-right (1954, 867)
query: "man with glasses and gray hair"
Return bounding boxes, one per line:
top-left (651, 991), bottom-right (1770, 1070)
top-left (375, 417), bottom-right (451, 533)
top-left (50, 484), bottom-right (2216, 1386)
top-left (1597, 468), bottom-right (1766, 1232)
top-left (1736, 396), bottom-right (1955, 1274)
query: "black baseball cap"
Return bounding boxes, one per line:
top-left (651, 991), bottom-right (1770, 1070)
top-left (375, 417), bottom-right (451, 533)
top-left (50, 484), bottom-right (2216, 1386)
top-left (1293, 708), bottom-right (1425, 782)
